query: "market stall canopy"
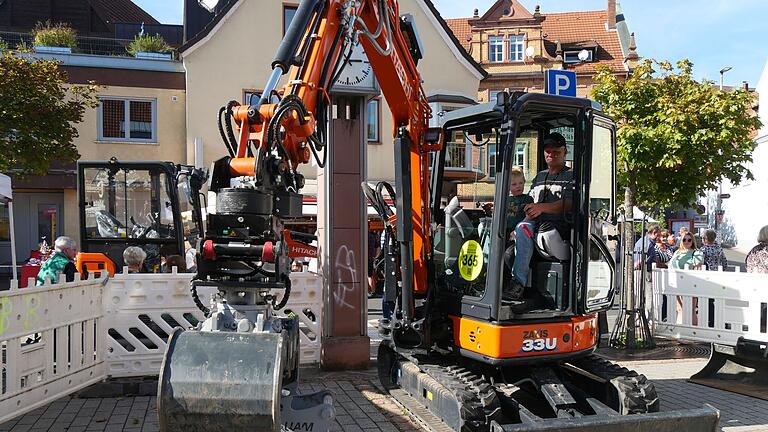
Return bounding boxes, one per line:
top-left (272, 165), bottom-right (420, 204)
top-left (617, 207), bottom-right (658, 223)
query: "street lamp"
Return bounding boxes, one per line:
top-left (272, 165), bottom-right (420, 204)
top-left (719, 66), bottom-right (732, 91)
top-left (714, 66), bottom-right (732, 231)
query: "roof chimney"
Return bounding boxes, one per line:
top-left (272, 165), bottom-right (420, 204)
top-left (607, 0), bottom-right (616, 29)
top-left (743, 81), bottom-right (750, 91)
top-left (473, 8), bottom-right (479, 18)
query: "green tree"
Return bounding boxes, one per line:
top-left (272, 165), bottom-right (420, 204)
top-left (592, 59), bottom-right (760, 212)
top-left (0, 50), bottom-right (98, 174)
top-left (592, 59), bottom-right (760, 348)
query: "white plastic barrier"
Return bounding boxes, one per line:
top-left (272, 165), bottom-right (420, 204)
top-left (0, 275), bottom-right (107, 424)
top-left (652, 266), bottom-right (768, 346)
top-left (104, 269), bottom-right (324, 377)
top-left (270, 272), bottom-right (323, 364)
top-left (0, 269), bottom-right (324, 421)
top-left (104, 270), bottom-right (216, 377)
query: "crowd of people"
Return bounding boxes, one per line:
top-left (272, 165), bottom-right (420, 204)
top-left (633, 223), bottom-right (768, 274)
top-left (35, 236), bottom-right (190, 285)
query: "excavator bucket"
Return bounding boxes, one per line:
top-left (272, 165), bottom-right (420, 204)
top-left (158, 329), bottom-right (287, 432)
top-left (689, 338), bottom-right (768, 400)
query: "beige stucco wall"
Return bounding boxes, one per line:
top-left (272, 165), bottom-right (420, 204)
top-left (61, 84), bottom-right (187, 241)
top-left (75, 85), bottom-right (187, 161)
top-left (183, 0), bottom-right (291, 171)
top-left (183, 0), bottom-right (481, 185)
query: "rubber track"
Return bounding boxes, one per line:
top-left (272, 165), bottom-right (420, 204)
top-left (567, 354), bottom-right (660, 414)
top-left (415, 360), bottom-right (500, 431)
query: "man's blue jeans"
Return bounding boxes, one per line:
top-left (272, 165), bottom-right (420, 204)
top-left (513, 221), bottom-right (536, 286)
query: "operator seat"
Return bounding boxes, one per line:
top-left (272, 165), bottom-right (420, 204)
top-left (443, 196), bottom-right (475, 269)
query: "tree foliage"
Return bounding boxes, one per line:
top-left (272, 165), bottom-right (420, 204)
top-left (592, 59), bottom-right (761, 211)
top-left (0, 50), bottom-right (98, 174)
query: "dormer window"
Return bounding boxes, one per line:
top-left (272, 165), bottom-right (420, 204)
top-left (489, 36), bottom-right (504, 62)
top-left (509, 35), bottom-right (525, 62)
top-left (563, 49), bottom-right (594, 63)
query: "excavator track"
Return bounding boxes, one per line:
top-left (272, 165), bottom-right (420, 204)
top-left (378, 344), bottom-right (719, 432)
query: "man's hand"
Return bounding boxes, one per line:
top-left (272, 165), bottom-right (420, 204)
top-left (524, 203), bottom-right (544, 219)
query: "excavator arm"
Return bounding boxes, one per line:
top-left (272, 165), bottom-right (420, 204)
top-left (158, 1), bottom-right (440, 431)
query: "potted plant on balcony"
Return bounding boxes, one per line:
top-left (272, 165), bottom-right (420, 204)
top-left (127, 33), bottom-right (173, 60)
top-left (32, 21), bottom-right (77, 54)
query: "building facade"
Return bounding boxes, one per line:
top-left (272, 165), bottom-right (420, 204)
top-left (445, 0), bottom-right (638, 202)
top-left (0, 0), bottom-right (185, 268)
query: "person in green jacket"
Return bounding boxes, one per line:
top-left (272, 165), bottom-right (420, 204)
top-left (36, 236), bottom-right (78, 286)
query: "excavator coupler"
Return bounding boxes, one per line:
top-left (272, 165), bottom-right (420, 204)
top-left (158, 319), bottom-right (335, 432)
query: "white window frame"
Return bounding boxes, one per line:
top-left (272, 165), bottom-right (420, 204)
top-left (509, 35), bottom-right (525, 62)
top-left (488, 139), bottom-right (529, 181)
top-left (97, 97), bottom-right (157, 143)
top-left (487, 144), bottom-right (497, 180)
top-left (564, 50), bottom-right (593, 64)
top-left (488, 36), bottom-right (504, 63)
top-left (514, 138), bottom-right (530, 175)
top-left (366, 98), bottom-right (380, 143)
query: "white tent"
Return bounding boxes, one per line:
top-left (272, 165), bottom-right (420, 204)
top-left (0, 173), bottom-right (17, 283)
top-left (617, 207), bottom-right (658, 223)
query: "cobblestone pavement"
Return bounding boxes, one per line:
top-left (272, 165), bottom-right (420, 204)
top-left (0, 368), bottom-right (423, 432)
top-left (622, 358), bottom-right (768, 431)
top-left (3, 353), bottom-right (768, 431)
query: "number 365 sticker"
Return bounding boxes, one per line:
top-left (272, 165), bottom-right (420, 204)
top-left (458, 240), bottom-right (483, 281)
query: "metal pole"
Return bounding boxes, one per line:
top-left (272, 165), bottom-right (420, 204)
top-left (8, 201), bottom-right (17, 287)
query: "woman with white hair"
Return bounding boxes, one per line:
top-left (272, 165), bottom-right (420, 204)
top-left (746, 225), bottom-right (768, 273)
top-left (36, 236), bottom-right (78, 285)
top-left (123, 246), bottom-right (147, 273)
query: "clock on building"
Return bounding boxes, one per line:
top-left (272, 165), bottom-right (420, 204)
top-left (332, 44), bottom-right (378, 94)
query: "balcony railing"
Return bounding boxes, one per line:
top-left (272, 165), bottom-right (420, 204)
top-left (445, 142), bottom-right (485, 172)
top-left (0, 31), bottom-right (178, 59)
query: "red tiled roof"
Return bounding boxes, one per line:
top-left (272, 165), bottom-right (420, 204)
top-left (87, 0), bottom-right (159, 25)
top-left (445, 9), bottom-right (628, 74)
top-left (541, 10), bottom-right (625, 73)
top-left (445, 18), bottom-right (472, 52)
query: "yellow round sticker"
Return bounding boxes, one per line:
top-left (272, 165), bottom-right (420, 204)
top-left (458, 240), bottom-right (483, 281)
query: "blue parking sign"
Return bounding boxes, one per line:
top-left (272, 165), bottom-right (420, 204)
top-left (546, 70), bottom-right (577, 97)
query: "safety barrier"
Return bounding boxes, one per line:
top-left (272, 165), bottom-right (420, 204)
top-left (104, 269), bottom-right (323, 377)
top-left (103, 270), bottom-right (217, 377)
top-left (652, 266), bottom-right (768, 346)
top-left (0, 269), bottom-right (324, 422)
top-left (0, 274), bottom-right (107, 424)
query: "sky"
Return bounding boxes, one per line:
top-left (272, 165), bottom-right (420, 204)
top-left (134, 0), bottom-right (768, 87)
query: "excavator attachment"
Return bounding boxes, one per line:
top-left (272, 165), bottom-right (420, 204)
top-left (689, 338), bottom-right (768, 400)
top-left (159, 326), bottom-right (335, 432)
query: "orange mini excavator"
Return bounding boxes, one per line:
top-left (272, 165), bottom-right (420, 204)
top-left (156, 0), bottom-right (719, 430)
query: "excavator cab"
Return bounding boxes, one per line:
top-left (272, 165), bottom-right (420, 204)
top-left (434, 92), bottom-right (617, 328)
top-left (77, 159), bottom-right (206, 274)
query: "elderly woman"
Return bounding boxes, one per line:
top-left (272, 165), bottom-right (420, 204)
top-left (746, 225), bottom-right (768, 273)
top-left (37, 236), bottom-right (78, 285)
top-left (123, 246), bottom-right (147, 273)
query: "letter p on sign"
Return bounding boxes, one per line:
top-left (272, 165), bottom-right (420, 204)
top-left (546, 70), bottom-right (577, 97)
